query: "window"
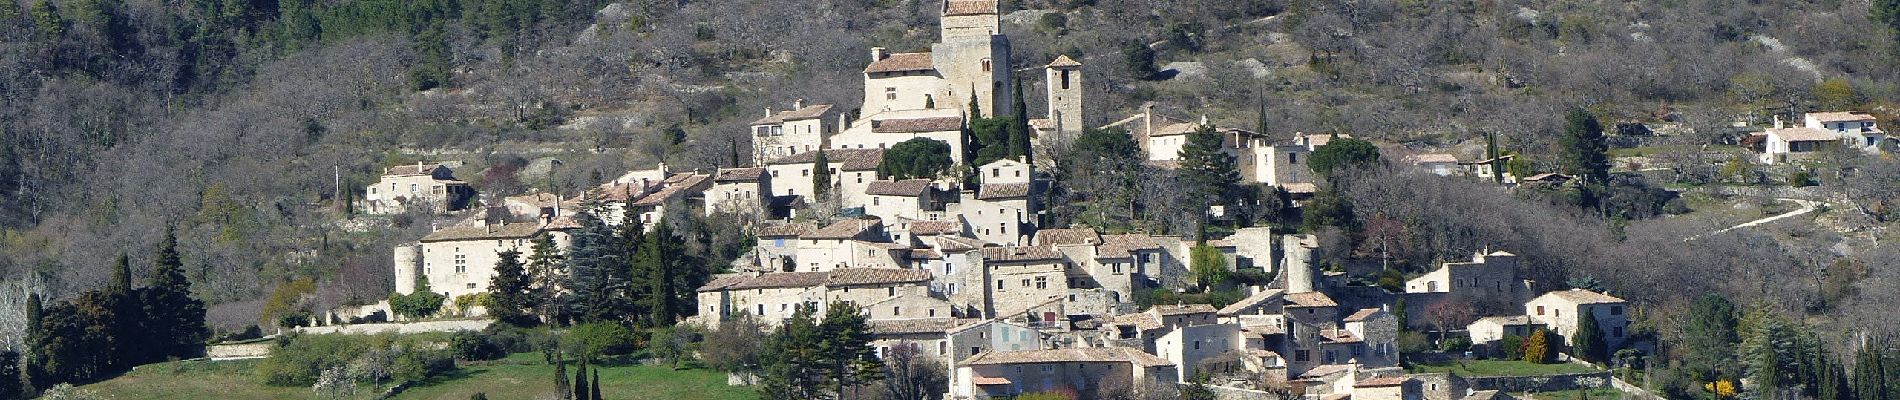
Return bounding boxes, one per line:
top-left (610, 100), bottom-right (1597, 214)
top-left (885, 87), bottom-right (896, 100)
top-left (1040, 365), bottom-right (1053, 373)
top-left (1536, 305), bottom-right (1545, 315)
top-left (971, 346), bottom-right (982, 355)
top-left (1060, 70), bottom-right (1071, 89)
top-left (1021, 278), bottom-right (1031, 288)
top-left (1288, 153), bottom-right (1299, 164)
top-left (801, 169), bottom-right (809, 177)
top-left (1352, 346), bottom-right (1363, 356)
top-left (758, 304), bottom-right (765, 315)
top-left (872, 197), bottom-right (880, 206)
top-left (893, 306), bottom-right (901, 316)
top-left (982, 58), bottom-right (992, 72)
top-left (929, 309), bottom-right (937, 317)
top-left (1112, 263), bottom-right (1123, 274)
top-left (466, 283), bottom-right (477, 289)
top-left (996, 280), bottom-right (1005, 290)
top-left (1613, 326), bottom-right (1624, 337)
top-left (1035, 276), bottom-right (1048, 289)
top-left (1295, 350), bottom-right (1309, 362)
top-left (409, 183), bottom-right (418, 193)
top-left (1194, 341), bottom-right (1201, 350)
top-left (939, 342), bottom-right (947, 355)
top-left (1611, 306), bottom-right (1624, 315)
top-left (991, 169), bottom-right (999, 177)
top-left (888, 287), bottom-right (896, 296)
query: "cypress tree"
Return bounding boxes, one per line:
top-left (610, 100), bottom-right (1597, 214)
top-left (1009, 78), bottom-right (1031, 163)
top-left (554, 351), bottom-right (571, 400)
top-left (109, 254), bottom-right (132, 293)
top-left (1574, 313), bottom-right (1608, 363)
top-left (632, 220), bottom-right (683, 327)
top-left (573, 362), bottom-right (590, 400)
top-left (590, 369), bottom-right (602, 400)
top-left (811, 150), bottom-right (831, 200)
top-left (1524, 329), bottom-right (1551, 364)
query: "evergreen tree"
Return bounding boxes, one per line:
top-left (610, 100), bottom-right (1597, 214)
top-left (1574, 313), bottom-right (1608, 363)
top-left (1820, 354), bottom-right (1849, 400)
top-left (1855, 339), bottom-right (1888, 400)
top-left (573, 362), bottom-right (589, 400)
top-left (391, 275), bottom-right (446, 319)
top-left (819, 302), bottom-right (883, 394)
top-left (22, 292), bottom-right (40, 392)
top-left (109, 254), bottom-right (131, 293)
top-left (811, 150), bottom-right (831, 200)
top-left (1307, 136), bottom-right (1381, 178)
top-left (1182, 373), bottom-right (1218, 400)
top-left (30, 0), bottom-right (61, 37)
top-left (1559, 108), bottom-right (1610, 185)
top-left (1009, 78), bottom-right (1031, 163)
top-left (1524, 329), bottom-right (1551, 364)
top-left (554, 351), bottom-right (571, 400)
top-left (143, 228), bottom-right (208, 361)
top-left (1485, 132), bottom-right (1503, 183)
top-left (1685, 295), bottom-right (1739, 380)
top-left (632, 220), bottom-right (689, 327)
top-left (0, 350), bottom-right (18, 400)
top-left (526, 234), bottom-right (565, 324)
top-left (591, 369), bottom-right (602, 400)
top-left (760, 306), bottom-right (826, 399)
top-left (488, 249), bottom-right (537, 327)
top-left (1177, 124), bottom-right (1239, 238)
top-left (564, 211), bottom-right (632, 323)
top-left (878, 138), bottom-right (954, 180)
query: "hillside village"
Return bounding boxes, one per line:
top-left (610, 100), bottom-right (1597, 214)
top-left (6, 0), bottom-right (1900, 399)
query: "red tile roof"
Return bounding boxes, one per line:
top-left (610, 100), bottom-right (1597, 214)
top-left (865, 53), bottom-right (935, 74)
top-left (1047, 55), bottom-right (1082, 68)
top-left (867, 179), bottom-right (933, 197)
top-left (714, 167), bottom-right (765, 182)
top-left (943, 0), bottom-right (997, 16)
top-left (872, 117), bottom-right (964, 133)
top-left (804, 218), bottom-right (883, 240)
top-left (961, 347), bottom-right (1174, 367)
top-left (979, 246), bottom-right (1063, 262)
top-left (752, 104), bottom-right (834, 125)
top-left (976, 183), bottom-right (1032, 199)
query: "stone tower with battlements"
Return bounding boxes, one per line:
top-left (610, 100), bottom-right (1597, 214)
top-left (932, 0), bottom-right (1012, 118)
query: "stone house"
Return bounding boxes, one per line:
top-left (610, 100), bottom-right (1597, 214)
top-left (1466, 315), bottom-right (1546, 344)
top-left (751, 101), bottom-right (841, 164)
top-left (951, 347), bottom-right (1177, 399)
top-left (1525, 289), bottom-right (1630, 349)
top-left (1404, 250), bottom-right (1532, 305)
top-left (864, 179), bottom-right (939, 221)
top-left (955, 182), bottom-right (1036, 245)
top-left (1354, 376), bottom-right (1422, 400)
top-left (364, 162), bottom-right (475, 214)
top-left (705, 167), bottom-right (770, 218)
top-left (502, 192), bottom-right (562, 221)
top-left (1406, 154), bottom-right (1460, 176)
top-left (1804, 111), bottom-right (1886, 151)
top-left (830, 110), bottom-right (969, 164)
top-left (1758, 126), bottom-right (1840, 164)
top-left (693, 268), bottom-right (935, 327)
top-left (974, 246), bottom-right (1069, 318)
top-left (393, 221), bottom-right (545, 302)
top-left (793, 218), bottom-right (905, 271)
top-left (761, 148), bottom-right (884, 202)
top-left (754, 222), bottom-right (817, 272)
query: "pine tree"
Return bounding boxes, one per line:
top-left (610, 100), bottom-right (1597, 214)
top-left (488, 249), bottom-right (537, 327)
top-left (1685, 295), bottom-right (1740, 380)
top-left (811, 149), bottom-right (831, 200)
top-left (1559, 108), bottom-right (1610, 185)
top-left (1574, 312), bottom-right (1608, 363)
top-left (1176, 124), bottom-right (1239, 239)
top-left (760, 306), bottom-right (826, 399)
top-left (819, 302), bottom-right (883, 394)
top-left (144, 228), bottom-right (208, 361)
top-left (564, 211), bottom-right (631, 323)
top-left (526, 234), bottom-right (564, 324)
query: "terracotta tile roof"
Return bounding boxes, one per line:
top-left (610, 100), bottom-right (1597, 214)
top-left (971, 376), bottom-right (1012, 385)
top-left (386, 163), bottom-right (446, 176)
top-left (420, 223), bottom-right (542, 242)
top-left (632, 173), bottom-right (710, 207)
top-left (961, 347), bottom-right (1174, 367)
top-left (903, 219), bottom-right (961, 236)
top-left (979, 246), bottom-right (1063, 262)
top-left (765, 148), bottom-right (885, 167)
top-left (696, 274), bottom-right (753, 292)
top-left (1544, 288), bottom-right (1625, 304)
top-left (1218, 289), bottom-right (1285, 315)
top-left (1095, 234), bottom-right (1161, 259)
top-left (752, 104), bottom-right (834, 125)
top-left (1151, 304), bottom-right (1217, 316)
top-left (1242, 323), bottom-right (1285, 336)
top-left (976, 182), bottom-right (1032, 199)
top-left (865, 53), bottom-right (935, 74)
top-left (867, 179), bottom-right (933, 197)
top-left (943, 0), bottom-right (997, 16)
top-left (757, 222), bottom-right (819, 237)
top-left (826, 268), bottom-right (932, 286)
top-left (1356, 376), bottom-right (1411, 388)
top-left (910, 248), bottom-right (943, 259)
top-left (934, 236), bottom-right (986, 252)
top-left (872, 117), bottom-right (964, 133)
top-left (804, 218), bottom-right (883, 240)
top-left (596, 182), bottom-right (646, 202)
top-left (1304, 133), bottom-right (1353, 147)
top-left (505, 193), bottom-right (561, 208)
top-left (839, 150), bottom-right (886, 171)
top-left (1768, 127), bottom-right (1841, 142)
top-left (1323, 329), bottom-right (1363, 343)
top-left (1408, 153), bottom-right (1459, 164)
top-left (1034, 228), bottom-right (1101, 246)
top-left (1284, 291), bottom-right (1338, 308)
top-left (1299, 364), bottom-right (1350, 378)
top-left (1047, 55), bottom-right (1082, 68)
top-left (868, 318), bottom-right (972, 335)
top-left (714, 167), bottom-right (765, 182)
top-left (1114, 312), bottom-right (1164, 331)
top-left (1808, 111), bottom-right (1876, 123)
top-left (544, 216), bottom-right (581, 230)
top-left (1281, 182), bottom-right (1318, 194)
top-left (1343, 308), bottom-right (1384, 322)
top-left (1475, 316), bottom-right (1542, 326)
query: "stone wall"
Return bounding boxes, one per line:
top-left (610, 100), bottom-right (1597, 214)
top-left (1465, 371), bottom-right (1613, 393)
top-left (1205, 384), bottom-right (1277, 400)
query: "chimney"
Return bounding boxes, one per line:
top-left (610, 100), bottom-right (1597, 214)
top-left (839, 112), bottom-right (850, 130)
top-left (1773, 114), bottom-right (1784, 129)
top-left (1142, 103), bottom-right (1156, 137)
top-left (659, 162), bottom-right (669, 176)
top-left (871, 47), bottom-right (889, 62)
top-left (1200, 114), bottom-right (1209, 126)
top-left (794, 98), bottom-right (806, 109)
top-left (765, 107), bottom-right (774, 118)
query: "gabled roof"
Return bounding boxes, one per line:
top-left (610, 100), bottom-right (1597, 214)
top-left (420, 223), bottom-right (542, 242)
top-left (934, 236), bottom-right (985, 252)
top-left (1541, 288), bottom-right (1625, 304)
top-left (386, 163), bottom-right (447, 176)
top-left (826, 268), bottom-right (932, 286)
top-left (714, 167), bottom-right (766, 182)
top-left (752, 104), bottom-right (834, 125)
top-left (1284, 291), bottom-right (1338, 308)
top-left (867, 179), bottom-right (933, 197)
top-left (1408, 153), bottom-right (1459, 164)
top-left (976, 183), bottom-right (1032, 199)
top-left (631, 173), bottom-right (710, 207)
top-left (504, 192), bottom-right (561, 208)
top-left (765, 148), bottom-right (886, 168)
top-left (872, 117), bottom-right (964, 133)
top-left (1096, 234), bottom-right (1162, 259)
top-left (903, 219), bottom-right (962, 236)
top-left (865, 53), bottom-right (935, 74)
top-left (1149, 304), bottom-right (1217, 316)
top-left (1767, 127), bottom-right (1841, 142)
top-left (943, 0), bottom-right (998, 16)
top-left (1217, 289), bottom-right (1285, 316)
top-left (1047, 55), bottom-right (1082, 68)
top-left (1356, 376), bottom-right (1411, 388)
top-left (804, 218), bottom-right (883, 240)
top-left (1034, 228), bottom-right (1101, 246)
top-left (961, 347), bottom-right (1174, 367)
top-left (1473, 315), bottom-right (1542, 326)
top-left (1342, 308), bottom-right (1384, 322)
top-left (696, 268), bottom-right (932, 292)
top-left (757, 222), bottom-right (819, 238)
top-left (1808, 111), bottom-right (1877, 123)
top-left (868, 318), bottom-right (973, 335)
top-left (979, 246), bottom-right (1062, 262)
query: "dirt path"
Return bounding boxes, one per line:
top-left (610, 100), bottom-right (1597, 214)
top-left (1688, 198), bottom-right (1820, 241)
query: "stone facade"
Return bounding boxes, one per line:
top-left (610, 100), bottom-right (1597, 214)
top-left (394, 221), bottom-right (545, 300)
top-left (1526, 289), bottom-right (1631, 349)
top-left (364, 163), bottom-right (475, 215)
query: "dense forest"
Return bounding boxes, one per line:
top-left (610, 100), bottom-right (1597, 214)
top-left (1, 0), bottom-right (1899, 393)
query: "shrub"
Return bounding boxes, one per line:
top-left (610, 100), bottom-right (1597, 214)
top-left (1440, 337), bottom-right (1473, 353)
top-left (393, 348), bottom-right (456, 383)
top-left (568, 322), bottom-right (638, 361)
top-left (451, 331), bottom-right (507, 361)
top-left (1397, 331), bottom-right (1430, 354)
top-left (1787, 171), bottom-right (1815, 187)
top-left (1497, 335), bottom-right (1525, 360)
top-left (259, 334), bottom-right (374, 386)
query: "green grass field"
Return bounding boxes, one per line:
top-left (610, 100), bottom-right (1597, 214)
top-left (1406, 359), bottom-right (1599, 377)
top-left (1520, 387), bottom-right (1625, 400)
top-left (82, 353), bottom-right (759, 400)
